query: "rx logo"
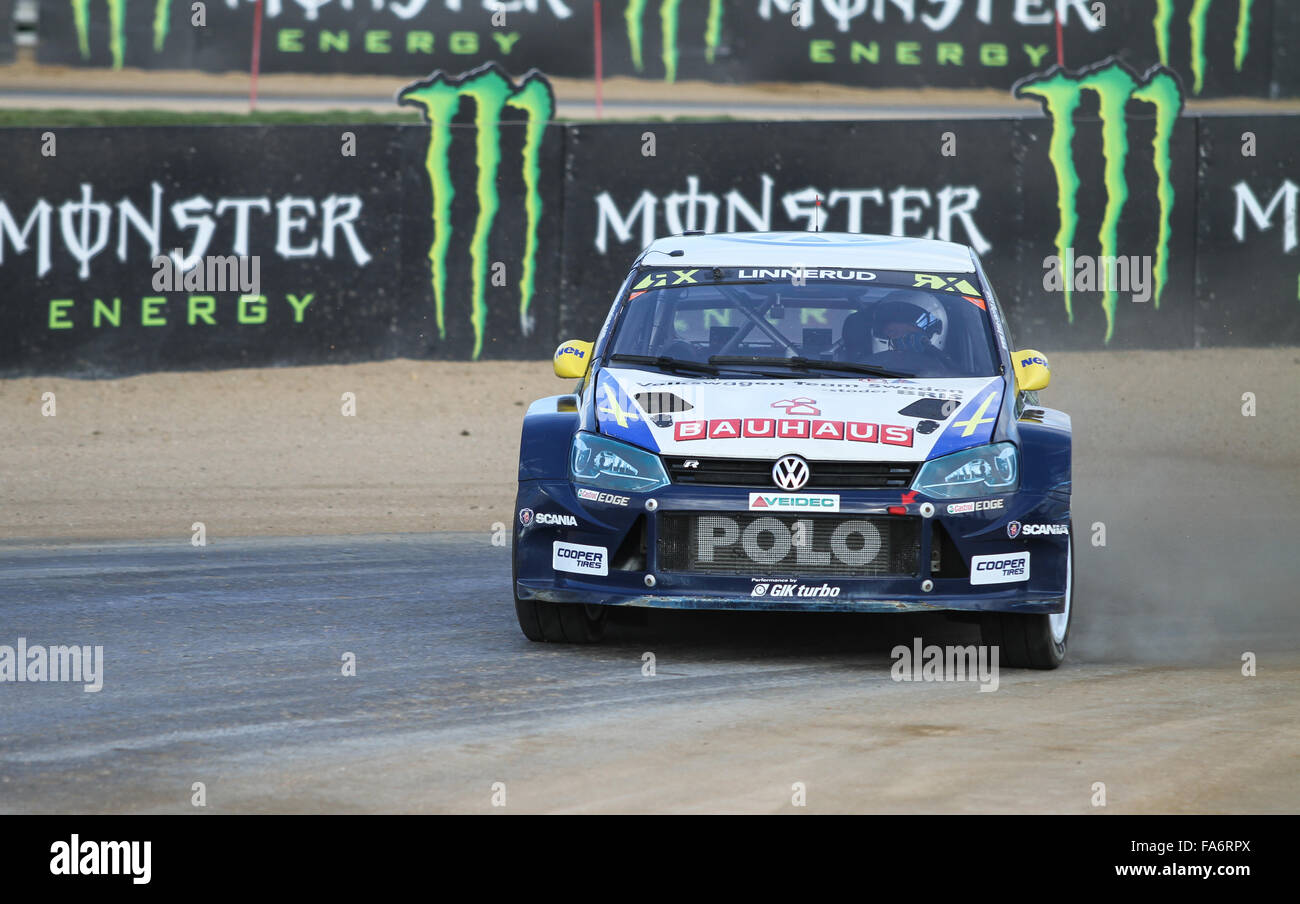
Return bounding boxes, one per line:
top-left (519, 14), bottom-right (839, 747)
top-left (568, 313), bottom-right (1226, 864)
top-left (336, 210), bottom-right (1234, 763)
top-left (632, 269), bottom-right (699, 291)
top-left (915, 274), bottom-right (980, 295)
top-left (771, 397), bottom-right (820, 416)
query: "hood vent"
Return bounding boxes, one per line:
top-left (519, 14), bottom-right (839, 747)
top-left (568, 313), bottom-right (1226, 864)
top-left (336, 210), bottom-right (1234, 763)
top-left (635, 392), bottom-right (694, 414)
top-left (897, 397), bottom-right (956, 420)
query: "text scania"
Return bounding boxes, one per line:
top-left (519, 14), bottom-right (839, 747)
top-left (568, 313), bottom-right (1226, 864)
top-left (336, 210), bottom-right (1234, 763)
top-left (532, 512), bottom-right (577, 526)
top-left (0, 184), bottom-right (371, 279)
top-left (594, 175), bottom-right (990, 255)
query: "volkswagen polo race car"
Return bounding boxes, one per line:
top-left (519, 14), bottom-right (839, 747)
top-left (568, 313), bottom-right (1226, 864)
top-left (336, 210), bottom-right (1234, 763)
top-left (513, 233), bottom-right (1073, 668)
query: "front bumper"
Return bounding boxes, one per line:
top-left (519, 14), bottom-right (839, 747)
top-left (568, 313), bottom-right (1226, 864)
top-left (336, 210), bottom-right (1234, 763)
top-left (514, 480), bottom-right (1070, 615)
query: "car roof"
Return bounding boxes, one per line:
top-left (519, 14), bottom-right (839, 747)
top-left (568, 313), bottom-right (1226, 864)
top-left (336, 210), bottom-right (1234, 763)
top-left (635, 232), bottom-right (978, 273)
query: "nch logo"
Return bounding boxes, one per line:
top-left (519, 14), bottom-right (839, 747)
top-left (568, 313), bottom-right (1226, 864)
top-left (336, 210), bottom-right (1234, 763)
top-left (399, 62), bottom-right (555, 360)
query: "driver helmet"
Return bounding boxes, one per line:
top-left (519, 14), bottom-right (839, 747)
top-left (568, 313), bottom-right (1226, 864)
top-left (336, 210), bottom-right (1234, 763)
top-left (870, 290), bottom-right (948, 354)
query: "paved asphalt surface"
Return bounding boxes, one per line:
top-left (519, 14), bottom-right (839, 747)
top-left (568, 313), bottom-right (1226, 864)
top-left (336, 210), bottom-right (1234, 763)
top-left (2, 523), bottom-right (1297, 813)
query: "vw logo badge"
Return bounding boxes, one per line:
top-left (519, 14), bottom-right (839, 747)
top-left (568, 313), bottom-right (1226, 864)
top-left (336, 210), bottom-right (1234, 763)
top-left (1007, 520), bottom-right (1021, 539)
top-left (772, 455), bottom-right (810, 490)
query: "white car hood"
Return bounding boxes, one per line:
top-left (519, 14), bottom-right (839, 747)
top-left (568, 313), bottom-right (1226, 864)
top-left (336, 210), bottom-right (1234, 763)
top-left (595, 367), bottom-right (1005, 464)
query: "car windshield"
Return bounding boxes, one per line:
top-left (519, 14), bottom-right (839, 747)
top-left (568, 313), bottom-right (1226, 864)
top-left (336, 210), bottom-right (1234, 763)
top-left (607, 276), bottom-right (999, 379)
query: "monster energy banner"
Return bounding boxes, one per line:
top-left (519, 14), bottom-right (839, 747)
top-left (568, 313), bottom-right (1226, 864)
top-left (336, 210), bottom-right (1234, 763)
top-left (1010, 59), bottom-right (1198, 347)
top-left (0, 125), bottom-right (410, 375)
top-left (29, 0), bottom-right (1300, 98)
top-left (36, 0), bottom-right (593, 75)
top-left (1195, 116), bottom-right (1300, 347)
top-left (1, 62), bottom-right (1298, 377)
top-left (395, 64), bottom-right (564, 360)
top-left (560, 116), bottom-right (1018, 340)
top-left (0, 110), bottom-right (561, 376)
top-left (613, 0), bottom-right (1277, 97)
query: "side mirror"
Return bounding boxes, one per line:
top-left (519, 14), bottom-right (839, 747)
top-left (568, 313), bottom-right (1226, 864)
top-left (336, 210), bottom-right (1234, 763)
top-left (1012, 349), bottom-right (1051, 392)
top-left (553, 339), bottom-right (594, 379)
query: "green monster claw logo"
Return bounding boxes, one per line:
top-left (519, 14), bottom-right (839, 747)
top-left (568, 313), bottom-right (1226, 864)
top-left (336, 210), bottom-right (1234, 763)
top-left (71, 0), bottom-right (173, 69)
top-left (1015, 59), bottom-right (1185, 343)
top-left (398, 64), bottom-right (555, 360)
top-left (1153, 0), bottom-right (1256, 95)
top-left (625, 0), bottom-right (723, 83)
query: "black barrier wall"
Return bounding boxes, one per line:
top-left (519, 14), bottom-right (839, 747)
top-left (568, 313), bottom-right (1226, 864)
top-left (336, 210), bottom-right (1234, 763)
top-left (28, 0), bottom-right (1300, 99)
top-left (0, 0), bottom-right (14, 64)
top-left (2, 70), bottom-right (1298, 376)
top-left (0, 125), bottom-right (421, 375)
top-left (1195, 116), bottom-right (1300, 347)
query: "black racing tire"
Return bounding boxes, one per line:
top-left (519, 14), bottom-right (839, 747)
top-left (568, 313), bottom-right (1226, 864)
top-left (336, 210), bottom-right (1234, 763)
top-left (512, 529), bottom-right (607, 643)
top-left (514, 598), bottom-right (607, 643)
top-left (980, 524), bottom-right (1074, 670)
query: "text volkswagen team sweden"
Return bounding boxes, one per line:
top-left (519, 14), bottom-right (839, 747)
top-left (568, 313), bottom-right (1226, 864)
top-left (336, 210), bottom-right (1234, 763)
top-left (513, 233), bottom-right (1074, 668)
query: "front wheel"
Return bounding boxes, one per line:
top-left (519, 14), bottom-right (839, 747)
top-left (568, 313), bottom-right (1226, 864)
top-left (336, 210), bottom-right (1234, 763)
top-left (514, 597), bottom-right (607, 643)
top-left (512, 527), bottom-right (607, 643)
top-left (979, 526), bottom-right (1073, 670)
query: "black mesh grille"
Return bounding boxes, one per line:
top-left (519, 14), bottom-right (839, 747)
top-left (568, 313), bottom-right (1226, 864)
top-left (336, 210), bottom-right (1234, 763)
top-left (658, 513), bottom-right (921, 577)
top-left (664, 457), bottom-right (917, 489)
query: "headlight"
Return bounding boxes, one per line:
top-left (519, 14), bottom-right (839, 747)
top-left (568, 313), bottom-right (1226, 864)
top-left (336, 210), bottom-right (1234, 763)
top-left (570, 432), bottom-right (670, 492)
top-left (912, 442), bottom-right (1018, 498)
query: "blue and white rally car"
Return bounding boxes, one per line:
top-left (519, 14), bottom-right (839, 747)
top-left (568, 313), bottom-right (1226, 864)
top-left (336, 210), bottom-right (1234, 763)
top-left (513, 233), bottom-right (1073, 668)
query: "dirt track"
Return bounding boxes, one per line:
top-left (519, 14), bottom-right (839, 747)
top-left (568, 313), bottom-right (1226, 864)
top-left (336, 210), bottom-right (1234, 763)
top-left (1, 349), bottom-right (1297, 814)
top-left (2, 348), bottom-right (1296, 543)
